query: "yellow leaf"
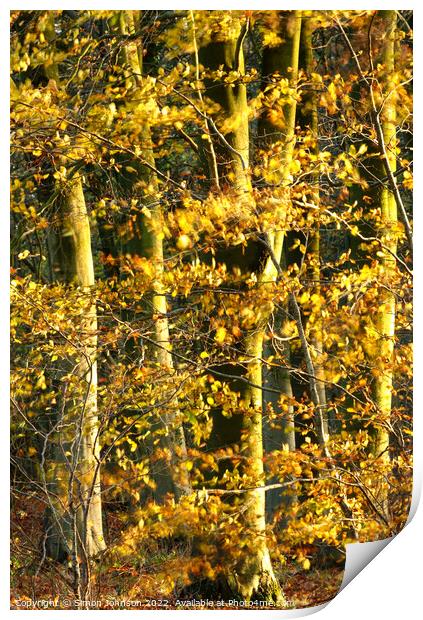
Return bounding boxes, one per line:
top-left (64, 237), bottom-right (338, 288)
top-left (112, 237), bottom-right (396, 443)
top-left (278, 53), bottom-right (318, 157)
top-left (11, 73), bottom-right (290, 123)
top-left (328, 81), bottom-right (336, 101)
top-left (290, 159), bottom-right (301, 174)
top-left (18, 250), bottom-right (30, 260)
top-left (214, 327), bottom-right (226, 344)
top-left (141, 205), bottom-right (151, 219)
top-left (176, 234), bottom-right (191, 250)
top-left (302, 558), bottom-right (311, 571)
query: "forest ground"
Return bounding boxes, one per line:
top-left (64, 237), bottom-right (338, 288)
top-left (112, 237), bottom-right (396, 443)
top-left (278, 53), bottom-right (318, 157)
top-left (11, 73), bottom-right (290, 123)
top-left (11, 496), bottom-right (344, 610)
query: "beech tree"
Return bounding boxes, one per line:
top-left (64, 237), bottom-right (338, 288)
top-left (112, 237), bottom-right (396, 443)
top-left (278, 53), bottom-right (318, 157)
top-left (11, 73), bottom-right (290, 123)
top-left (11, 12), bottom-right (106, 586)
top-left (107, 9), bottom-right (190, 501)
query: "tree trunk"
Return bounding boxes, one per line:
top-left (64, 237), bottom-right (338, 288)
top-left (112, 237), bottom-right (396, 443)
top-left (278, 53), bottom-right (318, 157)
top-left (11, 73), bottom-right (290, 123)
top-left (258, 11), bottom-right (303, 519)
top-left (40, 13), bottom-right (105, 567)
top-left (198, 10), bottom-right (302, 604)
top-left (110, 10), bottom-right (190, 500)
top-left (46, 174), bottom-right (106, 573)
top-left (298, 15), bottom-right (329, 439)
top-left (369, 10), bottom-right (398, 517)
top-left (262, 305), bottom-right (296, 520)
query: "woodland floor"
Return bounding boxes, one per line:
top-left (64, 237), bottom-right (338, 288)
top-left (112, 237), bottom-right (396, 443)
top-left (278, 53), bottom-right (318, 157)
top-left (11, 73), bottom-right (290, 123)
top-left (11, 497), bottom-right (344, 610)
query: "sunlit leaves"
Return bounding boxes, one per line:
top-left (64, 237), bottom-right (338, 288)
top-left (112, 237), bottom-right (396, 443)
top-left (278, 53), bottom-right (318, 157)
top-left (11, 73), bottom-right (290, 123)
top-left (10, 8), bottom-right (412, 606)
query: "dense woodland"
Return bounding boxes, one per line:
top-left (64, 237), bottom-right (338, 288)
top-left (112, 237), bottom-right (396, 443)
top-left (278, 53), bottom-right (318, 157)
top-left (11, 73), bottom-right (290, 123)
top-left (10, 9), bottom-right (412, 609)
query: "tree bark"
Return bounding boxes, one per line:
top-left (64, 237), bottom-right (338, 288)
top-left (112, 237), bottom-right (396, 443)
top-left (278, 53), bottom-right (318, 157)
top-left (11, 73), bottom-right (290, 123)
top-left (40, 13), bottom-right (105, 566)
top-left (198, 10), bottom-right (302, 604)
top-left (262, 304), bottom-right (296, 519)
top-left (45, 176), bottom-right (106, 581)
top-left (51, 177), bottom-right (105, 559)
top-left (369, 10), bottom-right (398, 517)
top-left (258, 11), bottom-right (303, 519)
top-left (110, 10), bottom-right (190, 500)
top-left (298, 15), bottom-right (329, 440)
